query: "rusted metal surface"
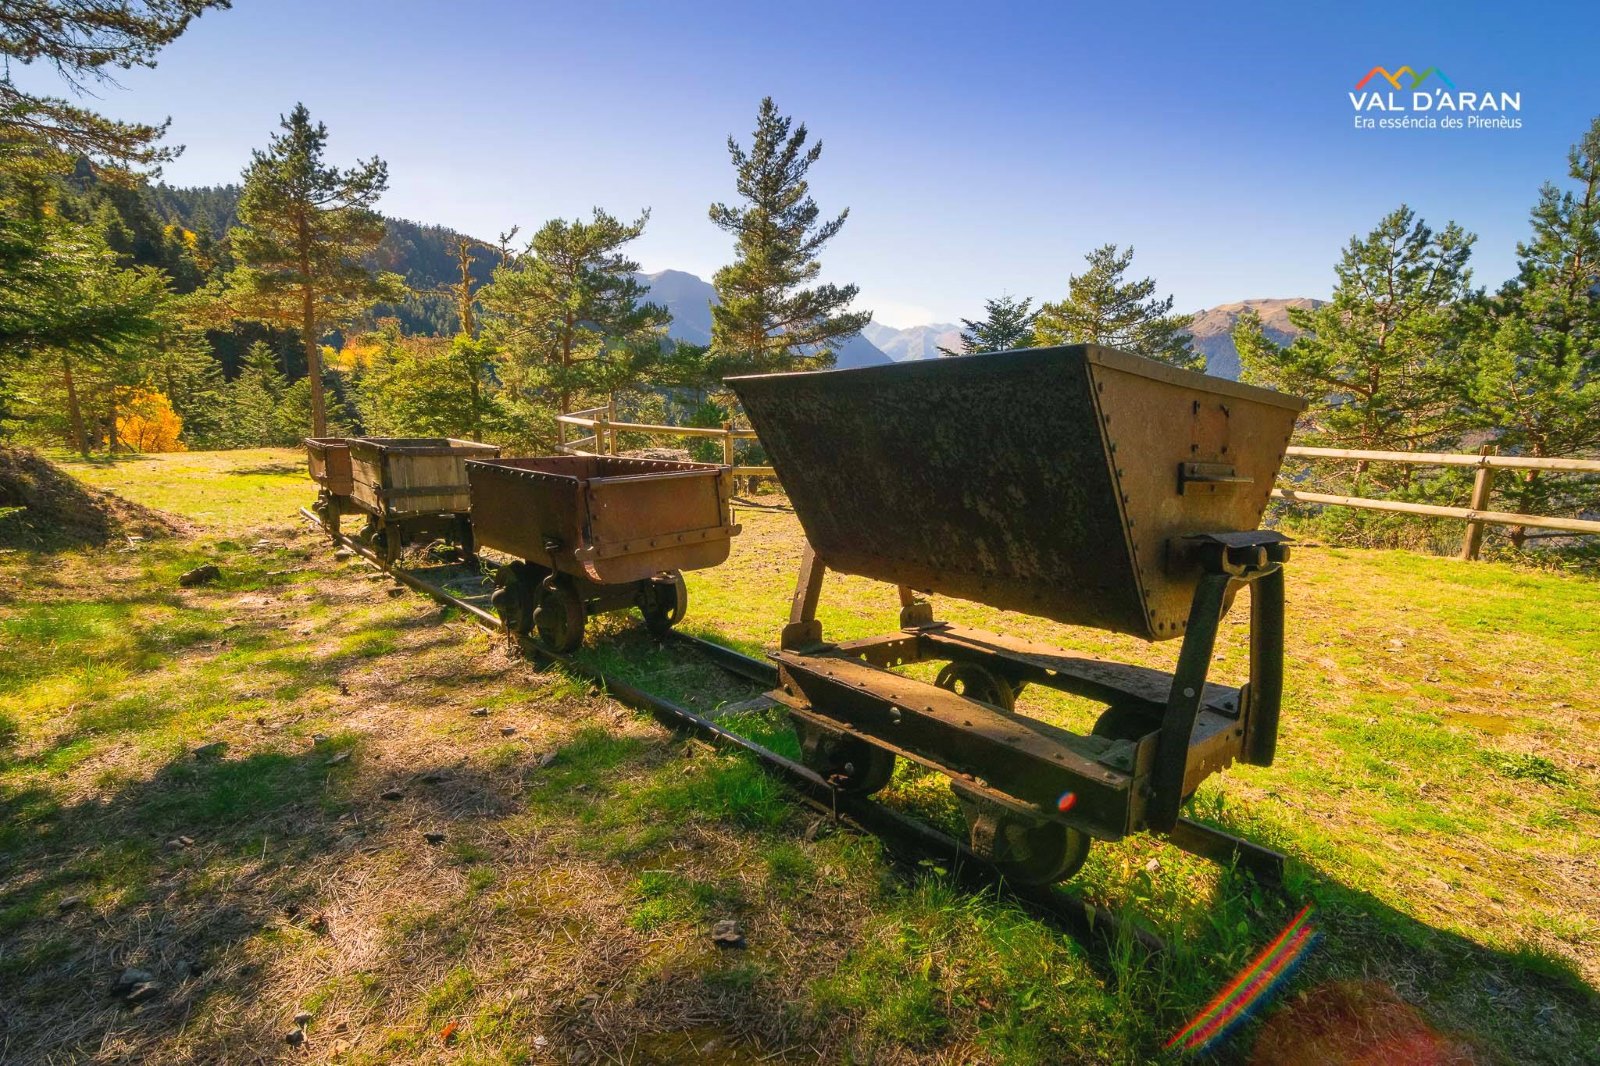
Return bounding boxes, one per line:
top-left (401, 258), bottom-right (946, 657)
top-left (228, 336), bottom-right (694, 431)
top-left (466, 455), bottom-right (739, 586)
top-left (732, 345), bottom-right (1300, 883)
top-left (729, 344), bottom-right (1304, 641)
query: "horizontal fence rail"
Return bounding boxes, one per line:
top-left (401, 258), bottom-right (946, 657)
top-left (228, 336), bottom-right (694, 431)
top-left (1280, 443), bottom-right (1600, 559)
top-left (555, 408), bottom-right (775, 477)
top-left (552, 414), bottom-right (1598, 561)
top-left (1285, 445), bottom-right (1600, 475)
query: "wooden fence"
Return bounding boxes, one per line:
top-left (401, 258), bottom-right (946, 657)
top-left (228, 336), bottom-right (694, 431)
top-left (554, 407), bottom-right (1600, 561)
top-left (555, 405), bottom-right (775, 477)
top-left (1279, 445), bottom-right (1600, 560)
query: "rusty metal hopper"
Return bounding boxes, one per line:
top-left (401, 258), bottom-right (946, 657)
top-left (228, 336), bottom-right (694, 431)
top-left (728, 344), bottom-right (1305, 641)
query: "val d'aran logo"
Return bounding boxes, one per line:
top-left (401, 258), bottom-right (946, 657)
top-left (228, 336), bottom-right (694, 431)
top-left (1349, 67), bottom-right (1522, 131)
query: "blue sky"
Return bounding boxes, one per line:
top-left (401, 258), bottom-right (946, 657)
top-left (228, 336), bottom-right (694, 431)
top-left (14, 0), bottom-right (1600, 326)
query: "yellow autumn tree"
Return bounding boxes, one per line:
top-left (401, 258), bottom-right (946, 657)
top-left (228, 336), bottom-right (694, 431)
top-left (116, 389), bottom-right (188, 452)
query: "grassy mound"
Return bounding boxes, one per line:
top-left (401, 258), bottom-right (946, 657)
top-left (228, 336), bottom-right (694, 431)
top-left (0, 447), bottom-right (189, 550)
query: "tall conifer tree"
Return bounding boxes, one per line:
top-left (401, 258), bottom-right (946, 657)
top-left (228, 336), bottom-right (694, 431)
top-left (1235, 205), bottom-right (1476, 493)
top-left (938, 295), bottom-right (1037, 356)
top-left (225, 104), bottom-right (401, 435)
top-left (1033, 244), bottom-right (1200, 369)
top-left (1471, 115), bottom-right (1600, 521)
top-left (477, 210), bottom-right (669, 449)
top-left (708, 98), bottom-right (869, 374)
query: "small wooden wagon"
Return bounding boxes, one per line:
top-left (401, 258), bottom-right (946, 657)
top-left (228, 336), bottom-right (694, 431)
top-left (346, 437), bottom-right (501, 565)
top-left (304, 437), bottom-right (359, 536)
top-left (466, 455), bottom-right (739, 652)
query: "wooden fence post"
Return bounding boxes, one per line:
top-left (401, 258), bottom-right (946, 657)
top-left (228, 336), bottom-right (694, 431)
top-left (1458, 444), bottom-right (1497, 561)
top-left (721, 421), bottom-right (734, 467)
top-left (607, 400), bottom-right (618, 455)
top-left (594, 412), bottom-right (608, 456)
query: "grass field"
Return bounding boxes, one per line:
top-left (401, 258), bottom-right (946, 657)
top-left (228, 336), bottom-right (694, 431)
top-left (1, 448), bottom-right (1596, 1063)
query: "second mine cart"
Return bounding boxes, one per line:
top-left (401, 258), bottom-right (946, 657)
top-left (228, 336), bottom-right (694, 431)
top-left (466, 455), bottom-right (740, 652)
top-left (728, 344), bottom-right (1305, 885)
top-left (346, 437), bottom-right (501, 564)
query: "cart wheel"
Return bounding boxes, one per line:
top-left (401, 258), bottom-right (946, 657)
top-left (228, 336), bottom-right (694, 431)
top-left (533, 574), bottom-right (585, 653)
top-left (490, 563), bottom-right (534, 635)
top-left (639, 572), bottom-right (688, 638)
top-left (953, 786), bottom-right (1091, 885)
top-left (934, 662), bottom-right (1017, 712)
top-left (793, 718), bottom-right (896, 795)
top-left (1091, 702), bottom-right (1163, 742)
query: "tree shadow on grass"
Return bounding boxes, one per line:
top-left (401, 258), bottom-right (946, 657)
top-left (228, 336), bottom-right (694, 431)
top-left (0, 737), bottom-right (531, 1062)
top-left (228, 461), bottom-right (304, 478)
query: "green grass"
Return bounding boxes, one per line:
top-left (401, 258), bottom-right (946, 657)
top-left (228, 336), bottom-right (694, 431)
top-left (1, 450), bottom-right (1596, 1064)
top-left (53, 446), bottom-right (309, 532)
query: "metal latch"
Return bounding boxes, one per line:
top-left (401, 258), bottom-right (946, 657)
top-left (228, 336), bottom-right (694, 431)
top-left (1178, 462), bottom-right (1254, 494)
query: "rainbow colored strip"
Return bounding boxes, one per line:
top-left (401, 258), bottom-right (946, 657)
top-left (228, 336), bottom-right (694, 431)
top-left (1166, 903), bottom-right (1320, 1055)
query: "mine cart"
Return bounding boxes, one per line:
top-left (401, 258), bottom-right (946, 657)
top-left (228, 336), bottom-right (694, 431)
top-left (728, 344), bottom-right (1305, 885)
top-left (466, 455), bottom-right (740, 652)
top-left (346, 437), bottom-right (501, 565)
top-left (304, 437), bottom-right (359, 536)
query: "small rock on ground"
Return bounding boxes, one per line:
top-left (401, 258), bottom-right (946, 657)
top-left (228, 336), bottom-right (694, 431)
top-left (57, 895), bottom-right (84, 913)
top-left (380, 789), bottom-right (403, 801)
top-left (125, 981), bottom-right (164, 1004)
top-left (178, 564), bottom-right (221, 587)
top-left (285, 1028), bottom-right (305, 1046)
top-left (294, 1010), bottom-right (313, 1026)
top-left (112, 968), bottom-right (155, 996)
top-left (424, 831), bottom-right (446, 844)
top-left (710, 919), bottom-right (746, 949)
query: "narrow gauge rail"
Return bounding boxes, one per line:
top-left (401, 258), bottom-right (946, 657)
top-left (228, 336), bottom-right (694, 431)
top-left (304, 508), bottom-right (1285, 954)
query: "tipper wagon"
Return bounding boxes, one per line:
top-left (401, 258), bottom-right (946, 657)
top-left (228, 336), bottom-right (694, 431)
top-left (729, 343), bottom-right (1306, 884)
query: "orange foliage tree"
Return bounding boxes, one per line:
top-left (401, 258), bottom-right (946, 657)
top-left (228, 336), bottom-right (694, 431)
top-left (115, 389), bottom-right (187, 452)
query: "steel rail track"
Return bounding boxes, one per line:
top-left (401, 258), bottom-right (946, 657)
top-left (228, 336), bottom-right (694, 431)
top-left (299, 508), bottom-right (1168, 953)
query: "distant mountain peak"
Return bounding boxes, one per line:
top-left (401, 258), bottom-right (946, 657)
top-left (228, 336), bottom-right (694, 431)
top-left (862, 297), bottom-right (1324, 378)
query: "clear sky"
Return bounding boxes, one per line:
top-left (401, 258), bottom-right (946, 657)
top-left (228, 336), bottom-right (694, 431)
top-left (14, 0), bottom-right (1600, 326)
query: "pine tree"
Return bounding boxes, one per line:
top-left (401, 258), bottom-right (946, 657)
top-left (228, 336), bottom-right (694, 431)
top-left (1033, 245), bottom-right (1200, 370)
top-left (352, 327), bottom-right (496, 441)
top-left (1236, 205), bottom-right (1477, 494)
top-left (938, 294), bottom-right (1037, 356)
top-left (708, 98), bottom-right (869, 374)
top-left (478, 210), bottom-right (669, 450)
top-left (1471, 115), bottom-right (1600, 523)
top-left (219, 340), bottom-right (291, 447)
top-left (0, 0), bottom-right (231, 174)
top-left (225, 104), bottom-right (403, 435)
